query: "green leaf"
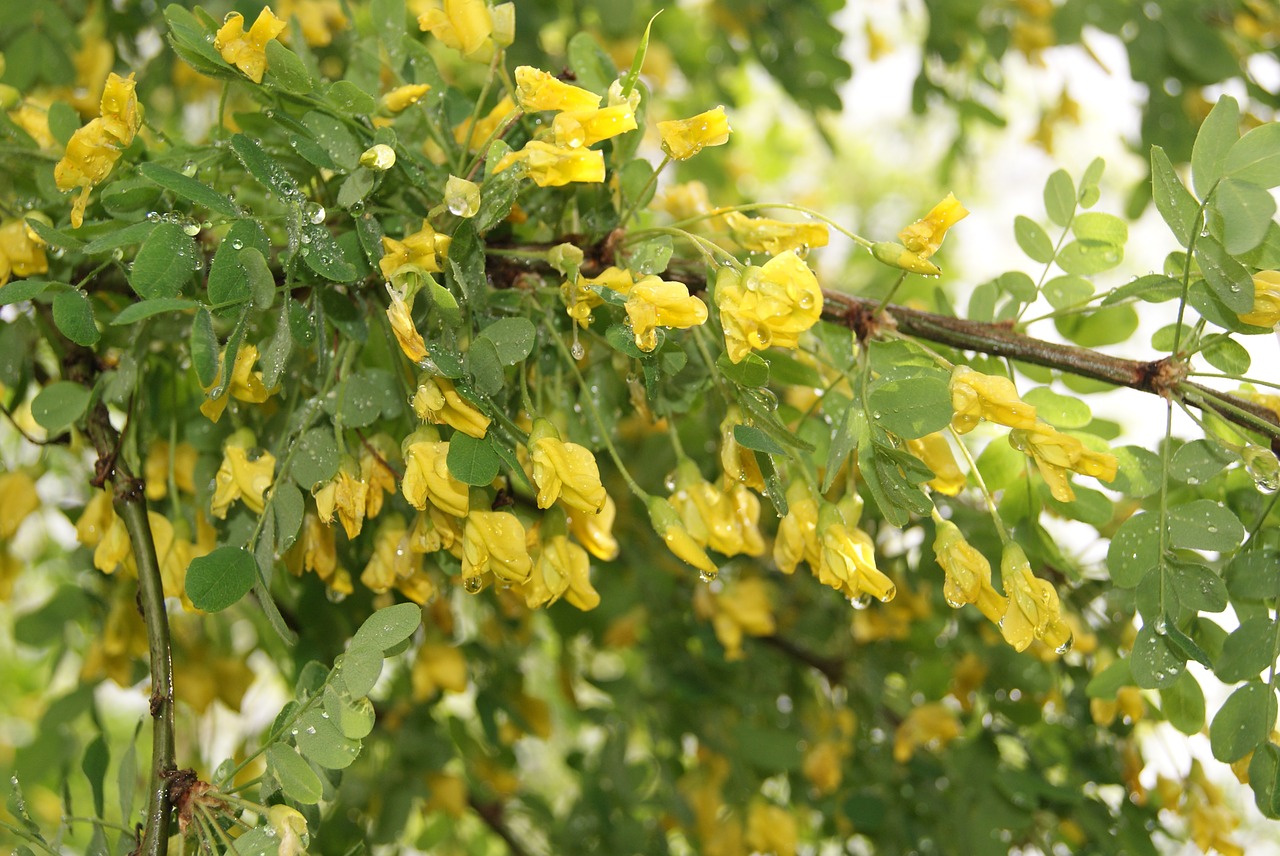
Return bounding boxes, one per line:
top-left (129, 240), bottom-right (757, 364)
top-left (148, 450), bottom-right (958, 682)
top-left (130, 223), bottom-right (196, 299)
top-left (1210, 682), bottom-right (1277, 763)
top-left (52, 289), bottom-right (99, 346)
top-left (566, 31), bottom-right (615, 94)
top-left (1167, 560), bottom-right (1227, 614)
top-left (302, 110), bottom-right (360, 172)
top-left (372, 0), bottom-right (407, 65)
top-left (186, 546), bottom-right (258, 612)
top-left (1130, 624), bottom-right (1185, 689)
top-left (266, 744), bottom-right (322, 805)
top-left (447, 432), bottom-right (502, 486)
top-left (1054, 303), bottom-right (1137, 347)
top-left (230, 133), bottom-right (300, 198)
top-left (628, 236), bottom-right (673, 275)
top-left (866, 373), bottom-right (952, 440)
top-left (1167, 500), bottom-right (1244, 552)
top-left (1055, 239), bottom-right (1123, 276)
top-left (81, 734), bottom-right (108, 818)
top-left (324, 686), bottom-right (376, 740)
top-left (1226, 550), bottom-right (1280, 600)
top-left (264, 40), bottom-right (312, 94)
top-left (1211, 177), bottom-right (1275, 255)
top-left (117, 720), bottom-right (140, 825)
top-left (1014, 215), bottom-right (1054, 263)
top-left (351, 602), bottom-right (423, 653)
top-left (1102, 274), bottom-right (1181, 305)
top-left (994, 271), bottom-right (1037, 303)
top-left (1170, 438), bottom-right (1237, 484)
top-left (1043, 168), bottom-right (1076, 227)
top-left (478, 318), bottom-right (536, 365)
top-left (447, 221), bottom-right (487, 311)
top-left (823, 402), bottom-right (857, 493)
top-left (1021, 387), bottom-right (1091, 429)
top-left (1043, 275), bottom-right (1093, 309)
top-left (1249, 744), bottom-right (1280, 818)
top-left (1107, 512), bottom-right (1160, 588)
top-left (476, 145), bottom-right (523, 233)
top-left (718, 353), bottom-right (769, 387)
top-left (190, 307), bottom-right (218, 387)
top-left (81, 220), bottom-right (157, 256)
top-left (31, 381), bottom-right (90, 434)
top-left (336, 646), bottom-right (383, 698)
top-left (467, 336), bottom-right (504, 396)
top-left (111, 297), bottom-right (195, 325)
top-left (1193, 97), bottom-right (1240, 198)
top-left (1072, 211), bottom-right (1128, 246)
top-left (1151, 146), bottom-right (1199, 247)
top-left (292, 427), bottom-right (340, 490)
top-left (1110, 445), bottom-right (1163, 498)
top-left (1078, 156), bottom-right (1106, 207)
top-left (138, 163), bottom-right (240, 218)
top-left (301, 222), bottom-right (357, 281)
top-left (326, 80), bottom-right (378, 115)
top-left (1161, 672), bottom-right (1206, 735)
top-left (1200, 334), bottom-right (1251, 374)
top-left (273, 482), bottom-right (304, 553)
top-left (295, 706), bottom-right (361, 769)
top-left (1216, 618), bottom-right (1277, 682)
top-left (734, 424), bottom-right (786, 456)
top-left (1086, 657), bottom-right (1133, 699)
top-left (1224, 123), bottom-right (1280, 188)
top-left (24, 218), bottom-right (84, 252)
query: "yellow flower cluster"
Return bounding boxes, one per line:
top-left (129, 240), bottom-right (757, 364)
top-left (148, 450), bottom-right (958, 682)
top-left (529, 419), bottom-right (608, 513)
top-left (670, 460), bottom-right (766, 559)
top-left (55, 72), bottom-right (141, 228)
top-left (211, 438), bottom-right (276, 519)
top-left (716, 251), bottom-right (823, 363)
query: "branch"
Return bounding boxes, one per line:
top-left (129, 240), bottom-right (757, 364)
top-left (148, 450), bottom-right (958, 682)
top-left (757, 634), bottom-right (844, 686)
top-left (467, 796), bottom-right (531, 856)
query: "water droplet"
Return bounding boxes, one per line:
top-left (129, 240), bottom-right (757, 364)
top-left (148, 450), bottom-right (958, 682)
top-left (1154, 616), bottom-right (1167, 635)
top-left (570, 340), bottom-right (585, 360)
top-left (849, 593), bottom-right (872, 609)
top-left (305, 202), bottom-right (326, 225)
top-left (183, 221), bottom-right (201, 237)
top-left (230, 239), bottom-right (244, 250)
top-left (699, 567), bottom-right (718, 583)
top-left (463, 574), bottom-right (483, 593)
top-left (305, 725), bottom-right (317, 734)
top-left (146, 211), bottom-right (160, 222)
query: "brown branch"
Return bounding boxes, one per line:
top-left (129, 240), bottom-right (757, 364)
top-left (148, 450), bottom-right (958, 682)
top-left (757, 634), bottom-right (844, 686)
top-left (468, 796), bottom-right (531, 856)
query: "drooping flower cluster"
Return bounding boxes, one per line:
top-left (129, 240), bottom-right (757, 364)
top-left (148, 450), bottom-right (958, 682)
top-left (716, 251), bottom-right (824, 363)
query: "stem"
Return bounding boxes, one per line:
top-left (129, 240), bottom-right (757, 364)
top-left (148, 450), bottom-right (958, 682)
top-left (619, 154), bottom-right (671, 225)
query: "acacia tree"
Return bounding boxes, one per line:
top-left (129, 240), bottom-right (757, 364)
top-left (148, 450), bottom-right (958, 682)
top-left (2, 1), bottom-right (1280, 854)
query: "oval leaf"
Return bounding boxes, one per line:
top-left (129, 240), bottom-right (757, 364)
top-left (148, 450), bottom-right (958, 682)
top-left (186, 546), bottom-right (257, 612)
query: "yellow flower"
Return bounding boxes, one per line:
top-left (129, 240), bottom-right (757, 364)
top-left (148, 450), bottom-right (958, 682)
top-left (716, 251), bottom-right (823, 363)
top-left (513, 66), bottom-right (601, 113)
top-left (462, 510), bottom-right (532, 587)
top-left (214, 7), bottom-right (287, 84)
top-left (412, 375), bottom-right (490, 438)
top-left (275, 0), bottom-right (348, 46)
top-left (402, 436), bottom-right (470, 518)
top-left (625, 275), bottom-right (709, 351)
top-left (98, 71), bottom-right (140, 146)
top-left (647, 496), bottom-right (719, 577)
top-left (360, 442), bottom-right (397, 521)
top-left (561, 277), bottom-right (604, 328)
top-left (723, 211), bottom-right (829, 255)
top-left (659, 181), bottom-right (715, 222)
top-left (802, 740), bottom-right (845, 794)
top-left (494, 140), bottom-right (606, 187)
top-left (931, 517), bottom-right (1007, 624)
top-left (1239, 269), bottom-right (1280, 328)
top-left (719, 407), bottom-right (765, 492)
top-left (746, 802), bottom-right (797, 856)
top-left (529, 419), bottom-right (607, 514)
top-left (774, 481), bottom-right (820, 574)
top-left (551, 104), bottom-right (637, 148)
top-left (0, 472), bottom-right (39, 539)
top-left (705, 577), bottom-right (776, 660)
top-left (76, 489), bottom-right (115, 549)
top-left (566, 494), bottom-right (620, 561)
top-left (444, 175), bottom-right (480, 218)
top-left (268, 806), bottom-right (309, 856)
top-left (80, 589), bottom-right (148, 686)
top-left (54, 73), bottom-right (141, 228)
top-left (949, 365), bottom-right (1038, 434)
top-left (200, 344), bottom-right (278, 423)
top-left (897, 192), bottom-right (968, 260)
top-left (211, 441), bottom-right (276, 519)
top-left (817, 506), bottom-right (896, 602)
top-left (418, 0), bottom-right (494, 58)
top-left (893, 702), bottom-right (962, 763)
top-left (998, 543), bottom-right (1072, 653)
top-left (672, 463), bottom-right (766, 558)
top-left (523, 533), bottom-right (598, 610)
top-left (379, 220), bottom-right (451, 281)
top-left (360, 144), bottom-right (396, 170)
top-left (454, 94), bottom-right (516, 150)
top-left (8, 103), bottom-right (56, 150)
top-left (0, 220), bottom-right (48, 288)
top-left (907, 432), bottom-right (966, 495)
top-left (285, 512), bottom-right (337, 581)
top-left (1008, 422), bottom-right (1118, 503)
top-left (657, 106), bottom-right (731, 160)
top-left (424, 772), bottom-right (468, 818)
top-left (412, 642), bottom-right (469, 699)
top-left (382, 82), bottom-right (432, 113)
top-left (385, 284), bottom-right (429, 364)
top-left (361, 518), bottom-right (418, 592)
top-left (144, 441), bottom-right (199, 501)
top-left (314, 460), bottom-right (368, 539)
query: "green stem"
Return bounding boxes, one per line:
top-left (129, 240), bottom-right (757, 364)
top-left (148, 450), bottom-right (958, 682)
top-left (619, 154), bottom-right (671, 225)
top-left (948, 426), bottom-right (1009, 544)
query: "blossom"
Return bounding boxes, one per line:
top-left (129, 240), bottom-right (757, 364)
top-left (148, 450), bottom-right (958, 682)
top-left (210, 441), bottom-right (275, 519)
top-left (998, 543), bottom-right (1072, 653)
top-left (817, 506), bottom-right (896, 602)
top-left (214, 7), bottom-right (287, 84)
top-left (931, 517), bottom-right (1007, 623)
top-left (1008, 421), bottom-right (1118, 502)
top-left (412, 375), bottom-right (490, 438)
top-left (200, 344), bottom-right (278, 423)
top-left (703, 577), bottom-right (776, 660)
top-left (893, 703), bottom-right (962, 763)
top-left (285, 512), bottom-right (337, 581)
top-left (275, 0), bottom-right (348, 46)
top-left (567, 494), bottom-right (620, 561)
top-left (360, 144), bottom-right (395, 170)
top-left (746, 803), bottom-right (797, 856)
top-left (360, 442), bottom-right (397, 520)
top-left (462, 510), bottom-right (532, 586)
top-left (268, 805), bottom-right (309, 856)
top-left (454, 95), bottom-right (516, 150)
top-left (144, 440), bottom-right (199, 501)
top-left (0, 217), bottom-right (48, 288)
top-left (552, 104), bottom-right (637, 148)
top-left (494, 140), bottom-right (606, 187)
top-left (717, 251), bottom-right (823, 363)
top-left (382, 82), bottom-right (432, 113)
top-left (361, 518), bottom-right (417, 592)
top-left (412, 642), bottom-right (468, 699)
top-left (529, 419), bottom-right (607, 513)
top-left (802, 741), bottom-right (845, 794)
top-left (386, 284), bottom-right (429, 364)
top-left (657, 106), bottom-right (731, 160)
top-left (907, 431), bottom-right (966, 495)
top-left (719, 407), bottom-right (765, 491)
top-left (402, 436), bottom-right (470, 518)
top-left (419, 0), bottom-right (494, 58)
top-left (625, 275), bottom-right (709, 351)
top-left (523, 534), bottom-right (598, 610)
top-left (0, 472), bottom-right (39, 539)
top-left (55, 73), bottom-right (141, 228)
top-left (671, 463), bottom-right (766, 558)
top-left (949, 365), bottom-right (1038, 434)
top-left (99, 71), bottom-right (141, 146)
top-left (380, 220), bottom-right (451, 281)
top-left (871, 240), bottom-right (942, 276)
top-left (514, 66), bottom-right (601, 113)
top-left (898, 192), bottom-right (968, 260)
top-left (314, 460), bottom-right (368, 539)
top-left (647, 497), bottom-right (718, 577)
top-left (1239, 269), bottom-right (1280, 328)
top-left (723, 211), bottom-right (829, 255)
top-left (774, 481), bottom-right (820, 574)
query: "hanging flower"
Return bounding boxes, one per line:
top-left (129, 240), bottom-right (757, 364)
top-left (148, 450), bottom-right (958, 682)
top-left (418, 0), bottom-right (495, 58)
top-left (200, 344), bottom-right (279, 423)
top-left (703, 577), bottom-right (776, 660)
top-left (528, 419), bottom-right (608, 514)
top-left (55, 73), bottom-right (141, 227)
top-left (1008, 421), bottom-right (1118, 502)
top-left (514, 66), bottom-right (601, 112)
top-left (412, 642), bottom-right (468, 699)
top-left (214, 7), bottom-right (288, 84)
top-left (402, 434), bottom-right (470, 518)
top-left (647, 496), bottom-right (718, 577)
top-left (361, 518), bottom-right (417, 592)
top-left (462, 509), bottom-right (533, 587)
top-left (551, 104), bottom-right (637, 148)
top-left (382, 82), bottom-right (432, 113)
top-left (657, 106), bottom-right (731, 160)
top-left (625, 275), bottom-right (709, 351)
top-left (566, 494), bottom-right (620, 561)
top-left (380, 220), bottom-right (451, 280)
top-left (716, 251), bottom-right (823, 363)
top-left (0, 219), bottom-right (49, 287)
top-left (1239, 269), bottom-right (1280, 328)
top-left (931, 517), bottom-right (1007, 623)
top-left (671, 462), bottom-right (766, 558)
top-left (523, 534), bottom-right (599, 610)
top-left (412, 375), bottom-right (490, 438)
top-left (906, 431), bottom-right (967, 496)
top-left (998, 543), bottom-right (1072, 653)
top-left (774, 481), bottom-right (821, 575)
top-left (949, 365), bottom-right (1038, 434)
top-left (210, 441), bottom-right (276, 519)
top-left (893, 703), bottom-right (962, 763)
top-left (0, 472), bottom-right (39, 539)
top-left (897, 193), bottom-right (968, 260)
top-left (493, 140), bottom-right (606, 187)
top-left (314, 459), bottom-right (368, 539)
top-left (817, 505), bottom-right (896, 602)
top-left (386, 283), bottom-right (429, 364)
top-left (719, 407), bottom-right (766, 492)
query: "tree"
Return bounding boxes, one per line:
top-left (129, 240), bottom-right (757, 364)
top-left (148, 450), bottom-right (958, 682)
top-left (2, 1), bottom-right (1279, 853)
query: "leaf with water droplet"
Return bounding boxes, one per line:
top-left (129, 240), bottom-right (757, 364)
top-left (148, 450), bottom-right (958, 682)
top-left (266, 743), bottom-right (323, 804)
